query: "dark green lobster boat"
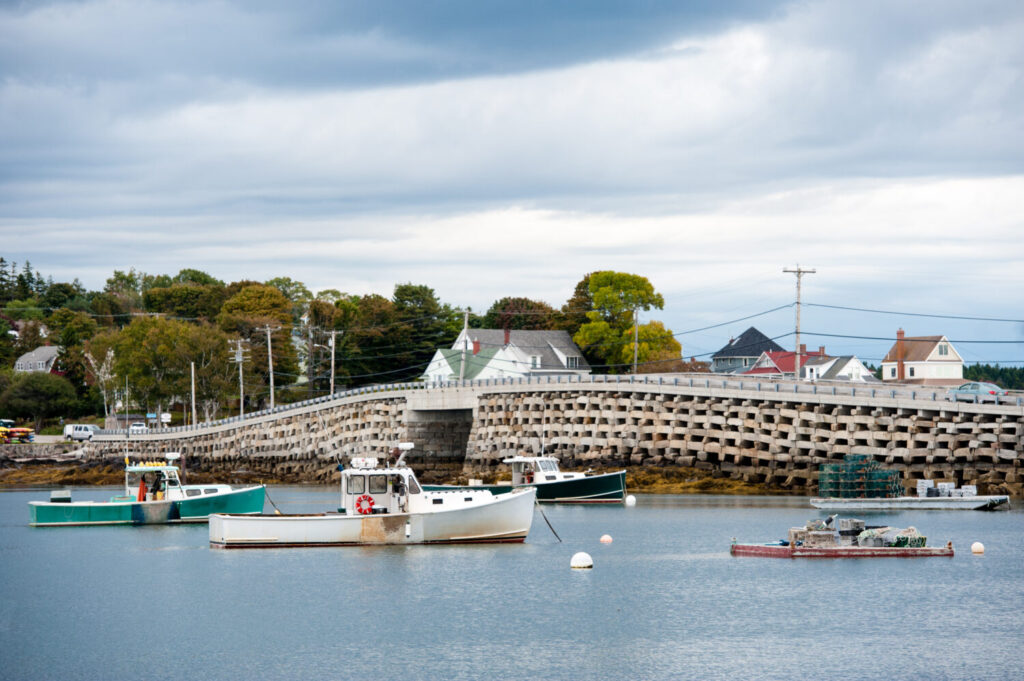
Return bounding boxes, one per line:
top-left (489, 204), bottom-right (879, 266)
top-left (424, 456), bottom-right (626, 504)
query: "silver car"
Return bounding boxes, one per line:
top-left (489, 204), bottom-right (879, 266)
top-left (946, 382), bottom-right (1008, 403)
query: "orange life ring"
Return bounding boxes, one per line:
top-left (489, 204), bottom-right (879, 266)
top-left (355, 494), bottom-right (375, 515)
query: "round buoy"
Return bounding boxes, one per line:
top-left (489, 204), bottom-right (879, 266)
top-left (624, 494), bottom-right (637, 507)
top-left (600, 534), bottom-right (613, 544)
top-left (571, 552), bottom-right (593, 569)
top-left (971, 542), bottom-right (985, 555)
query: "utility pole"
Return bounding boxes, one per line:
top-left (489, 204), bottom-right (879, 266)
top-left (262, 325), bottom-right (281, 409)
top-left (633, 307), bottom-right (639, 374)
top-left (458, 310), bottom-right (469, 381)
top-left (190, 361), bottom-right (197, 426)
top-left (783, 265), bottom-right (816, 381)
top-left (229, 339), bottom-right (247, 419)
top-left (329, 330), bottom-right (337, 395)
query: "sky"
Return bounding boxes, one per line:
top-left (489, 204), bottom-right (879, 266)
top-left (1, 0), bottom-right (1023, 366)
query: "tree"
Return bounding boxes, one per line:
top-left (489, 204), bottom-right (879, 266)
top-left (265, 277), bottom-right (312, 324)
top-left (175, 323), bottom-right (234, 422)
top-left (483, 297), bottom-right (556, 330)
top-left (173, 268), bottom-right (224, 287)
top-left (114, 317), bottom-right (192, 415)
top-left (13, 322), bottom-right (46, 358)
top-left (84, 330), bottom-right (119, 417)
top-left (143, 283), bottom-right (227, 320)
top-left (218, 285), bottom-right (297, 408)
top-left (557, 273), bottom-right (596, 336)
top-left (0, 372), bottom-right (77, 430)
top-left (619, 320), bottom-right (683, 372)
top-left (571, 271), bottom-right (668, 373)
top-left (4, 298), bottom-right (44, 321)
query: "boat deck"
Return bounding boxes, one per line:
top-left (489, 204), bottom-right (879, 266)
top-left (730, 543), bottom-right (954, 558)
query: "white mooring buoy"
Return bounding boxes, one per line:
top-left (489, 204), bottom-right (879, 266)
top-left (625, 494), bottom-right (637, 507)
top-left (571, 552), bottom-right (594, 569)
top-left (971, 542), bottom-right (985, 555)
top-left (600, 534), bottom-right (613, 544)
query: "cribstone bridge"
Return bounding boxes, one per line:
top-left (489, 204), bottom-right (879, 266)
top-left (63, 375), bottom-right (1024, 494)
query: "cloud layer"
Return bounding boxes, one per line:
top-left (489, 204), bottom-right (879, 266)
top-left (1, 0), bottom-right (1022, 361)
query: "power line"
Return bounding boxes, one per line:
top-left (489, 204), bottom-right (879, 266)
top-left (806, 303), bottom-right (1024, 324)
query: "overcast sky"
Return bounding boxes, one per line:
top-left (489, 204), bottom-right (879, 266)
top-left (1, 0), bottom-right (1022, 364)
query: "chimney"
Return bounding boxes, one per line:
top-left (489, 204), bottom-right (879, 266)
top-left (896, 328), bottom-right (905, 381)
top-left (472, 339), bottom-right (480, 355)
top-left (818, 346), bottom-right (825, 356)
top-left (504, 328), bottom-right (510, 346)
top-left (799, 343), bottom-right (806, 355)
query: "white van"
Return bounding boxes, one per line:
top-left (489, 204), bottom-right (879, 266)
top-left (64, 424), bottom-right (100, 441)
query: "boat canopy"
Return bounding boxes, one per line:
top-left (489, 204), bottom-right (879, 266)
top-left (502, 456), bottom-right (559, 465)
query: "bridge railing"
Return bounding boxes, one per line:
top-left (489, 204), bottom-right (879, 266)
top-left (93, 373), bottom-right (1023, 438)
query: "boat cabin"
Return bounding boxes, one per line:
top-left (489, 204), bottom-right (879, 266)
top-left (340, 457), bottom-right (423, 515)
top-left (119, 455), bottom-right (231, 503)
top-left (502, 456), bottom-right (585, 486)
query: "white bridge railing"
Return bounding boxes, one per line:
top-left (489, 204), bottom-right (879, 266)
top-left (96, 373), bottom-right (1024, 439)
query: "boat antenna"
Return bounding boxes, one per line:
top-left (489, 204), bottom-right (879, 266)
top-left (395, 442), bottom-right (415, 467)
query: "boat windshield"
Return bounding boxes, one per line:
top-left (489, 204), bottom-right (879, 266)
top-left (348, 475), bottom-right (365, 494)
top-left (407, 476), bottom-right (421, 495)
top-left (369, 475), bottom-right (387, 494)
top-left (539, 460), bottom-right (558, 472)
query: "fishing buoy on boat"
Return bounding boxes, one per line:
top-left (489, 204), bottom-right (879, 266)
top-left (625, 495), bottom-right (636, 507)
top-left (571, 552), bottom-right (593, 569)
top-left (600, 534), bottom-right (613, 544)
top-left (971, 542), bottom-right (985, 555)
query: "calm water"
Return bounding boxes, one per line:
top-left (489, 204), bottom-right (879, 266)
top-left (1, 487), bottom-right (1022, 681)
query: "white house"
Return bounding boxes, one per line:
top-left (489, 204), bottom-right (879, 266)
top-left (422, 329), bottom-right (590, 382)
top-left (802, 355), bottom-right (877, 382)
top-left (880, 330), bottom-right (963, 385)
top-left (14, 345), bottom-right (60, 373)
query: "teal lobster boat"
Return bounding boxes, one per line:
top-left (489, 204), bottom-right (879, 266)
top-left (424, 456), bottom-right (627, 504)
top-left (29, 454), bottom-right (265, 527)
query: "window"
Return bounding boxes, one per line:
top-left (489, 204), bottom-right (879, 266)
top-left (566, 356), bottom-right (579, 369)
top-left (348, 476), bottom-right (365, 494)
top-left (909, 367), bottom-right (915, 377)
top-left (369, 475), bottom-right (387, 494)
top-left (204, 488), bottom-right (219, 495)
top-left (186, 489), bottom-right (202, 497)
top-left (530, 355), bottom-right (540, 369)
top-left (539, 460), bottom-right (556, 472)
top-left (407, 477), bottom-right (421, 494)
top-left (890, 368), bottom-right (896, 377)
top-left (938, 344), bottom-right (948, 356)
top-left (37, 361), bottom-right (44, 370)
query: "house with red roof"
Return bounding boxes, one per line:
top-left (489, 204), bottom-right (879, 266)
top-left (744, 344), bottom-right (828, 378)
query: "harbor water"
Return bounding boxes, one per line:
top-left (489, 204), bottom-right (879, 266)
top-left (2, 488), bottom-right (1022, 681)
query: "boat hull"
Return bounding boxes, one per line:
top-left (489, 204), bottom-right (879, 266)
top-left (210, 487), bottom-right (537, 548)
top-left (730, 543), bottom-right (954, 558)
top-left (29, 485), bottom-right (265, 527)
top-left (424, 470), bottom-right (626, 504)
top-left (809, 495), bottom-right (1009, 511)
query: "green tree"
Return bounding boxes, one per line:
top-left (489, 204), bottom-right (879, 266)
top-left (13, 322), bottom-right (47, 358)
top-left (218, 285), bottom-right (297, 407)
top-left (557, 273), bottom-right (596, 336)
top-left (143, 283), bottom-right (227, 320)
top-left (4, 298), bottom-right (44, 321)
top-left (265, 277), bottom-right (312, 324)
top-left (572, 271), bottom-right (668, 372)
top-left (114, 317), bottom-right (191, 415)
top-left (176, 323), bottom-right (234, 422)
top-left (173, 268), bottom-right (224, 287)
top-left (0, 371), bottom-right (77, 430)
top-left (483, 297), bottom-right (556, 330)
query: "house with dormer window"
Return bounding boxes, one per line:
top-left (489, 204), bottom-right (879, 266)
top-left (422, 329), bottom-right (590, 382)
top-left (13, 345), bottom-right (60, 374)
top-left (880, 330), bottom-right (963, 385)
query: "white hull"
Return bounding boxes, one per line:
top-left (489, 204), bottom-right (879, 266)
top-left (810, 495), bottom-right (1010, 511)
top-left (210, 487), bottom-right (537, 547)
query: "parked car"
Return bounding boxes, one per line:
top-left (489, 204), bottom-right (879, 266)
top-left (128, 422), bottom-right (148, 434)
top-left (64, 424), bottom-right (100, 441)
top-left (946, 382), bottom-right (1008, 403)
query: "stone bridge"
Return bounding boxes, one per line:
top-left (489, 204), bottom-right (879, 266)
top-left (47, 375), bottom-right (1024, 494)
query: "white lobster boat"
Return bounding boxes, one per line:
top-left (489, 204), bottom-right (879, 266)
top-left (210, 444), bottom-right (536, 548)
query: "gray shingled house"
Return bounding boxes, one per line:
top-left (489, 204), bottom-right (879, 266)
top-left (711, 327), bottom-right (784, 373)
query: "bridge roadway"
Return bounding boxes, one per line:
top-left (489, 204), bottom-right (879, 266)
top-left (78, 374), bottom-right (1023, 493)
